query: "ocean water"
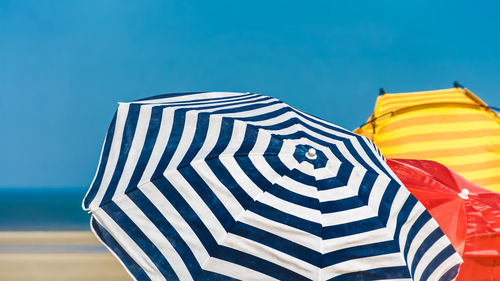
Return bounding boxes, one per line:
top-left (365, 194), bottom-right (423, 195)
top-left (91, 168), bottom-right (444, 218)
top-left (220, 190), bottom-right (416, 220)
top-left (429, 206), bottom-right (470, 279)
top-left (0, 187), bottom-right (91, 231)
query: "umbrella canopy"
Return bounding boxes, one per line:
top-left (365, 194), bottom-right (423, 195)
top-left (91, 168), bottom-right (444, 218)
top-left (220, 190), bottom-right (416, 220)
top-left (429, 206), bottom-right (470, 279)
top-left (83, 92), bottom-right (461, 281)
top-left (355, 87), bottom-right (500, 192)
top-left (387, 158), bottom-right (500, 281)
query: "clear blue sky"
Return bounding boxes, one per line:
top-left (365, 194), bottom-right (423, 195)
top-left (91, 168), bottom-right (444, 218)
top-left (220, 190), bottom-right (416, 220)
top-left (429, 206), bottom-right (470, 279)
top-left (1, 1), bottom-right (499, 187)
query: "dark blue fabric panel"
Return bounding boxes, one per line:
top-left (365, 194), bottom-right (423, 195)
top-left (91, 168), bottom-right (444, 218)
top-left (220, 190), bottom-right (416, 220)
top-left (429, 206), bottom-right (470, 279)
top-left (377, 179), bottom-right (400, 226)
top-left (230, 222), bottom-right (322, 267)
top-left (91, 217), bottom-right (151, 281)
top-left (357, 171), bottom-right (378, 205)
top-left (126, 106), bottom-right (164, 193)
top-left (420, 245), bottom-right (458, 281)
top-left (206, 118), bottom-right (234, 159)
top-left (178, 113), bottom-right (211, 168)
top-left (326, 266), bottom-right (411, 281)
top-left (151, 110), bottom-right (186, 180)
top-left (411, 228), bottom-right (444, 275)
top-left (196, 270), bottom-right (240, 281)
top-left (323, 217), bottom-right (384, 239)
top-left (101, 202), bottom-right (180, 280)
top-left (179, 165), bottom-right (235, 231)
top-left (212, 246), bottom-right (310, 281)
top-left (128, 189), bottom-right (202, 276)
top-left (204, 158), bottom-right (253, 209)
top-left (438, 264), bottom-right (460, 281)
top-left (320, 197), bottom-right (365, 213)
top-left (403, 211), bottom-right (432, 261)
top-left (250, 201), bottom-right (321, 236)
top-left (84, 112), bottom-right (117, 208)
top-left (152, 176), bottom-right (218, 252)
top-left (234, 124), bottom-right (259, 155)
top-left (323, 241), bottom-right (400, 267)
top-left (315, 163), bottom-right (354, 191)
top-left (393, 196), bottom-right (418, 245)
top-left (101, 104), bottom-right (142, 206)
top-left (267, 183), bottom-right (319, 210)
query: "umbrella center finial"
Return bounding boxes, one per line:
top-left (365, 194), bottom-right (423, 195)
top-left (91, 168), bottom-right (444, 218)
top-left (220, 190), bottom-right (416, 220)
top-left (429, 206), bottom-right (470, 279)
top-left (458, 188), bottom-right (470, 199)
top-left (306, 148), bottom-right (317, 160)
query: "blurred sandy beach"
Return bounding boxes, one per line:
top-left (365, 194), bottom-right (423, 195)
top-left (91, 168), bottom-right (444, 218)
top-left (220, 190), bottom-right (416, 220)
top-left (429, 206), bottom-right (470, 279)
top-left (0, 231), bottom-right (132, 281)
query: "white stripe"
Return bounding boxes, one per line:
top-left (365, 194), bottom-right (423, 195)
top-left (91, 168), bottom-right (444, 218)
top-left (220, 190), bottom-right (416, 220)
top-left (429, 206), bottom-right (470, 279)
top-left (258, 192), bottom-right (320, 223)
top-left (202, 257), bottom-right (279, 281)
top-left (165, 170), bottom-right (227, 244)
top-left (219, 156), bottom-right (263, 199)
top-left (321, 253), bottom-right (407, 281)
top-left (322, 228), bottom-right (394, 253)
top-left (426, 254), bottom-right (462, 281)
top-left (413, 236), bottom-right (456, 281)
top-left (406, 220), bottom-right (440, 270)
top-left (139, 181), bottom-right (209, 263)
top-left (115, 196), bottom-right (193, 281)
top-left (138, 107), bottom-right (175, 186)
top-left (165, 110), bottom-right (198, 170)
top-left (223, 233), bottom-right (319, 280)
top-left (93, 208), bottom-right (165, 281)
top-left (318, 167), bottom-right (366, 202)
top-left (192, 161), bottom-right (245, 218)
top-left (239, 211), bottom-right (322, 252)
top-left (114, 105), bottom-right (152, 197)
top-left (90, 103), bottom-right (130, 210)
top-left (322, 205), bottom-right (376, 226)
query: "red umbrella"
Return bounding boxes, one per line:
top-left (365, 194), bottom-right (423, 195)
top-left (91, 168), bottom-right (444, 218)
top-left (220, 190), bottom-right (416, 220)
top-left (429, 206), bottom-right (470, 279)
top-left (387, 158), bottom-right (500, 281)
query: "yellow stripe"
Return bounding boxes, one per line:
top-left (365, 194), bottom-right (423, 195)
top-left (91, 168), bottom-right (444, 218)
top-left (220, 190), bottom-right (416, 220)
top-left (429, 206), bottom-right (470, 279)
top-left (379, 96), bottom-right (474, 115)
top-left (432, 152), bottom-right (500, 166)
top-left (380, 136), bottom-right (500, 155)
top-left (445, 158), bottom-right (500, 174)
top-left (378, 121), bottom-right (499, 142)
top-left (458, 166), bottom-right (500, 182)
top-left (377, 129), bottom-right (500, 147)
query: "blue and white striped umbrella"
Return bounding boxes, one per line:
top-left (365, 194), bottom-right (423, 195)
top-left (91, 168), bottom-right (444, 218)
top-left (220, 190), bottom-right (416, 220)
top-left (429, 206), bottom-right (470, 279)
top-left (83, 92), bottom-right (461, 281)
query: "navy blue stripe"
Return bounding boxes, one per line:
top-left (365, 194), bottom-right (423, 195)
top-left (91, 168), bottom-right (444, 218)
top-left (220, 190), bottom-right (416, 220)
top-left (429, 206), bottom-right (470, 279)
top-left (404, 211), bottom-right (432, 261)
top-left (394, 195), bottom-right (418, 246)
top-left (235, 156), bottom-right (273, 192)
top-left (230, 222), bottom-right (322, 267)
top-left (323, 241), bottom-right (400, 267)
top-left (152, 176), bottom-right (218, 252)
top-left (320, 197), bottom-right (365, 213)
top-left (128, 189), bottom-right (201, 276)
top-left (411, 228), bottom-right (445, 275)
top-left (196, 270), bottom-right (240, 280)
top-left (213, 246), bottom-right (310, 281)
top-left (101, 202), bottom-right (179, 280)
top-left (125, 107), bottom-right (164, 193)
top-left (420, 245), bottom-right (458, 281)
top-left (234, 125), bottom-right (259, 155)
top-left (357, 171), bottom-right (378, 206)
top-left (179, 165), bottom-right (235, 231)
top-left (236, 106), bottom-right (291, 123)
top-left (179, 113), bottom-right (211, 167)
top-left (84, 113), bottom-right (117, 209)
top-left (323, 217), bottom-right (384, 239)
top-left (91, 217), bottom-right (151, 281)
top-left (151, 110), bottom-right (186, 180)
top-left (327, 266), bottom-right (411, 281)
top-left (378, 179), bottom-right (400, 226)
top-left (101, 104), bottom-right (142, 206)
top-left (205, 158), bottom-right (254, 209)
top-left (250, 201), bottom-right (321, 236)
top-left (282, 167), bottom-right (316, 187)
top-left (139, 94), bottom-right (260, 110)
top-left (315, 163), bottom-right (353, 191)
top-left (212, 99), bottom-right (281, 115)
top-left (267, 183), bottom-right (319, 210)
top-left (206, 118), bottom-right (234, 159)
top-left (438, 263), bottom-right (460, 281)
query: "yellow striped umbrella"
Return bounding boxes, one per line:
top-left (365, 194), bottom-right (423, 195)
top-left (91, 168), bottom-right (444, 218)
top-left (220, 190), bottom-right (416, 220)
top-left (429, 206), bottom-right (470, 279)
top-left (355, 86), bottom-right (500, 192)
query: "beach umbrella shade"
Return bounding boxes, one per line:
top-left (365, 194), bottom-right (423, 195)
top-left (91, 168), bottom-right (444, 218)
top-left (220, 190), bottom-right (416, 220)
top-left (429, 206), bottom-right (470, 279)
top-left (83, 92), bottom-right (461, 281)
top-left (355, 86), bottom-right (500, 192)
top-left (387, 158), bottom-right (500, 281)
